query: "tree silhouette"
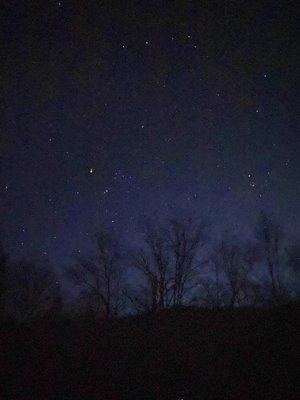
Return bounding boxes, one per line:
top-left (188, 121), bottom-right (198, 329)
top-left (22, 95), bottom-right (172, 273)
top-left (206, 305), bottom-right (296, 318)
top-left (0, 231), bottom-right (9, 319)
top-left (211, 234), bottom-right (259, 307)
top-left (129, 216), bottom-right (205, 312)
top-left (7, 262), bottom-right (61, 321)
top-left (69, 229), bottom-right (125, 319)
top-left (199, 257), bottom-right (227, 308)
top-left (129, 220), bottom-right (171, 313)
top-left (287, 242), bottom-right (300, 298)
top-left (168, 217), bottom-right (204, 307)
top-left (255, 212), bottom-right (288, 303)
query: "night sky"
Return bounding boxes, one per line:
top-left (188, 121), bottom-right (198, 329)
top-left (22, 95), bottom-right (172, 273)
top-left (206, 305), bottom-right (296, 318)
top-left (1, 1), bottom-right (299, 268)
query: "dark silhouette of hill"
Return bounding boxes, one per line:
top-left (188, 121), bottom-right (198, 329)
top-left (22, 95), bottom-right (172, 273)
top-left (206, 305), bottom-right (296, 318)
top-left (1, 303), bottom-right (299, 399)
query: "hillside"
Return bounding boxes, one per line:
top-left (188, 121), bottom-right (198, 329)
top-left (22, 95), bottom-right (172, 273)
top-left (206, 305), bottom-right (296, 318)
top-left (1, 304), bottom-right (299, 399)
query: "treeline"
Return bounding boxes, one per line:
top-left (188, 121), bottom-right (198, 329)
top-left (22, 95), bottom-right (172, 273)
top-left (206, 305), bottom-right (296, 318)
top-left (0, 212), bottom-right (299, 322)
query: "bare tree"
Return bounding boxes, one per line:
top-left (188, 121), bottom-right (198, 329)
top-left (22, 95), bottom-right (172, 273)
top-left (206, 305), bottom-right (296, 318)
top-left (198, 258), bottom-right (227, 308)
top-left (168, 218), bottom-right (204, 307)
top-left (255, 212), bottom-right (288, 303)
top-left (215, 239), bottom-right (258, 307)
top-left (240, 279), bottom-right (268, 307)
top-left (129, 221), bottom-right (171, 313)
top-left (286, 242), bottom-right (300, 299)
top-left (0, 232), bottom-right (9, 318)
top-left (129, 216), bottom-right (205, 312)
top-left (7, 262), bottom-right (61, 321)
top-left (69, 229), bottom-right (125, 319)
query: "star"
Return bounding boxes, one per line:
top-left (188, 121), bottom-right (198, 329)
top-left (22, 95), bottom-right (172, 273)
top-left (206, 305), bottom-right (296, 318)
top-left (2, 0), bottom-right (297, 289)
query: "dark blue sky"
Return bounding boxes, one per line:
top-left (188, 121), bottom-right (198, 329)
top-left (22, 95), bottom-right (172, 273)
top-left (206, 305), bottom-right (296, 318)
top-left (1, 0), bottom-right (299, 267)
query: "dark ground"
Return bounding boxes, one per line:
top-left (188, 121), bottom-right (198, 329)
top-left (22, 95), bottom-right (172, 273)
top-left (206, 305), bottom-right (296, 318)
top-left (1, 304), bottom-right (299, 399)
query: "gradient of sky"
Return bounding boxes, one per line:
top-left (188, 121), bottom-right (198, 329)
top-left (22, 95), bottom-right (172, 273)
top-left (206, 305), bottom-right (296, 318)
top-left (1, 1), bottom-right (299, 268)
